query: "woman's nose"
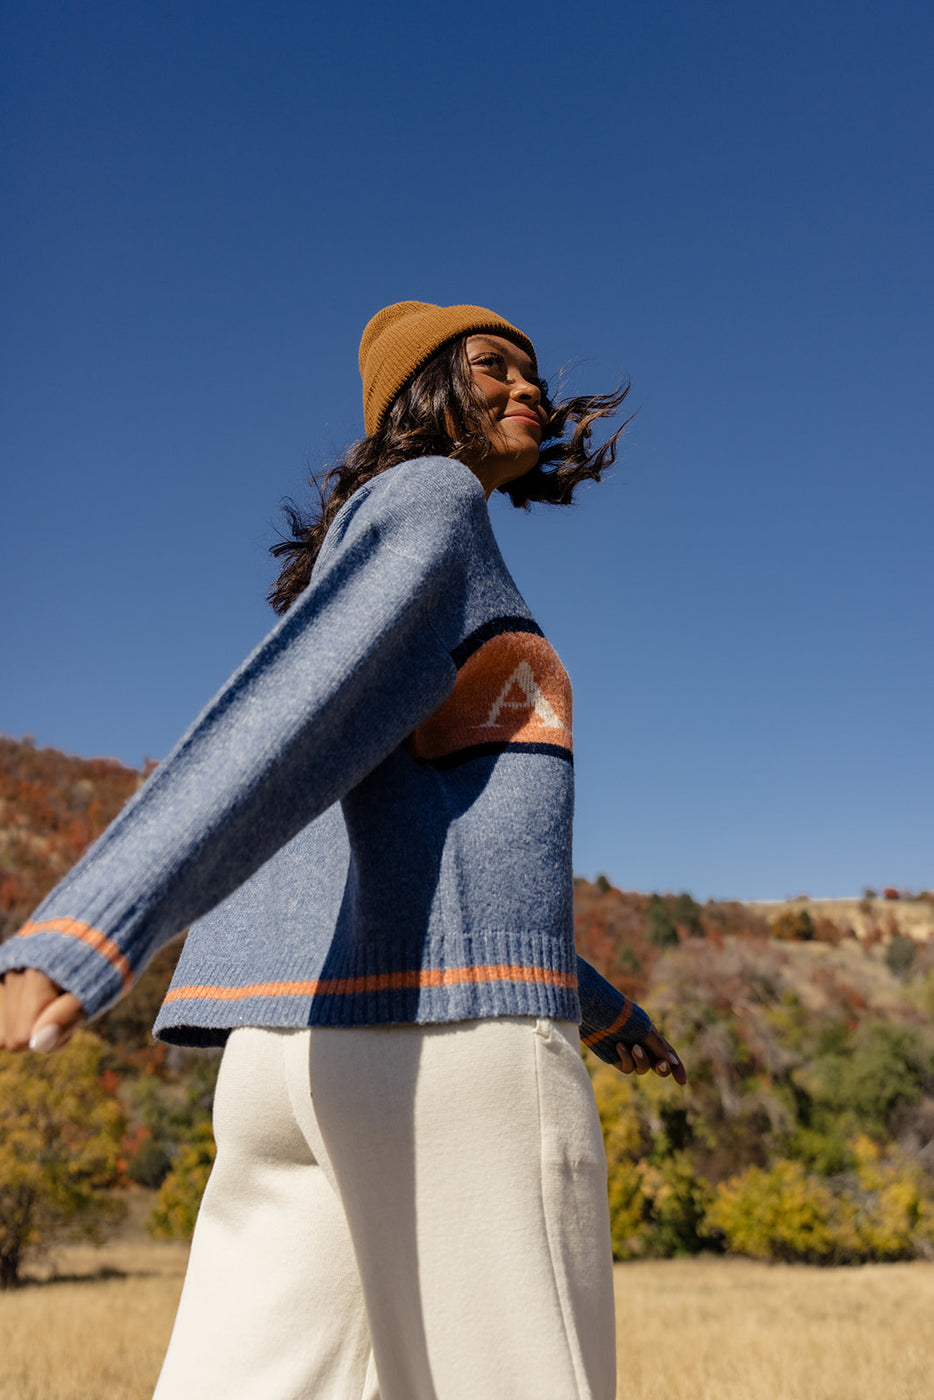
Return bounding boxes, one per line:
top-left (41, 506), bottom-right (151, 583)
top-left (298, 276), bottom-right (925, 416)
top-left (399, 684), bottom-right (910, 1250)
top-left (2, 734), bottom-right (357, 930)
top-left (512, 375), bottom-right (541, 404)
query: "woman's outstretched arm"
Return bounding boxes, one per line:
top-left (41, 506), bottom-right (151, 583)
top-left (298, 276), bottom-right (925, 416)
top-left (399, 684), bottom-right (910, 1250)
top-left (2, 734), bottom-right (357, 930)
top-left (0, 464), bottom-right (478, 1038)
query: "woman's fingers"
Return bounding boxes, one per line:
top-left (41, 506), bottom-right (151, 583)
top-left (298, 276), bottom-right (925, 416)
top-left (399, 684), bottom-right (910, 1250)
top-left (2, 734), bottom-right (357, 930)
top-left (28, 994), bottom-right (86, 1052)
top-left (614, 1042), bottom-right (654, 1076)
top-left (642, 1027), bottom-right (688, 1086)
top-left (0, 969), bottom-right (40, 1049)
top-left (0, 969), bottom-right (85, 1052)
top-left (613, 1031), bottom-right (688, 1086)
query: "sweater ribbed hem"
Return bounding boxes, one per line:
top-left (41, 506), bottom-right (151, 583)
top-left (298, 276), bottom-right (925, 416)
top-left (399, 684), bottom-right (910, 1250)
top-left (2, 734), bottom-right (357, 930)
top-left (154, 928), bottom-right (580, 1046)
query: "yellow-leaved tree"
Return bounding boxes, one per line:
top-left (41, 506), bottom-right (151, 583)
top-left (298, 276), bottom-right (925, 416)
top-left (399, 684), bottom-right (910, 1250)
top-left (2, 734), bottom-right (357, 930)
top-left (0, 1031), bottom-right (125, 1288)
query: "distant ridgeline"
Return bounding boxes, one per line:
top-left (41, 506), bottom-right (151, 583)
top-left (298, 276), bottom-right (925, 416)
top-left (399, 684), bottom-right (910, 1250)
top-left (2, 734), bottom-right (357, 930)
top-left (573, 878), bottom-right (934, 1006)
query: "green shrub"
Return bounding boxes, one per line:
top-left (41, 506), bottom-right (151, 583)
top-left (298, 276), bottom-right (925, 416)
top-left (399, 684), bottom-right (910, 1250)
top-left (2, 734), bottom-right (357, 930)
top-left (645, 895), bottom-right (679, 949)
top-left (674, 893), bottom-right (703, 936)
top-left (806, 1021), bottom-right (932, 1140)
top-left (885, 934), bottom-right (917, 977)
top-left (125, 1134), bottom-right (173, 1189)
top-left (148, 1120), bottom-right (216, 1241)
top-left (615, 945), bottom-right (642, 978)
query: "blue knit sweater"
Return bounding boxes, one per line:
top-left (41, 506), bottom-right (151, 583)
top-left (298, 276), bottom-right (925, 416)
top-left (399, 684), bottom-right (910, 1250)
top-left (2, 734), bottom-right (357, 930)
top-left (0, 457), bottom-right (651, 1064)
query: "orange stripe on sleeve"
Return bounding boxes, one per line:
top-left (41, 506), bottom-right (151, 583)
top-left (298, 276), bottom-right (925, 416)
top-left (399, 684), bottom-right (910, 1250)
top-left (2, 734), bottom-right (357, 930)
top-left (19, 919), bottom-right (134, 991)
top-left (580, 1001), bottom-right (634, 1049)
top-left (163, 963), bottom-right (578, 1005)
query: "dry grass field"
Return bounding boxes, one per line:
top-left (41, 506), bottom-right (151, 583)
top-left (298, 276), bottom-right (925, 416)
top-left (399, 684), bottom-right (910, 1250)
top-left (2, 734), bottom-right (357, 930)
top-left (612, 1258), bottom-right (934, 1400)
top-left (1, 1224), bottom-right (932, 1399)
top-left (0, 1269), bottom-right (185, 1400)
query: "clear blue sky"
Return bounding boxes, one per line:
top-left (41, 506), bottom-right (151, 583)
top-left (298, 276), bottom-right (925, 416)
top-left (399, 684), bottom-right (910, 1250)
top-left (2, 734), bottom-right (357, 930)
top-left (2, 0), bottom-right (931, 900)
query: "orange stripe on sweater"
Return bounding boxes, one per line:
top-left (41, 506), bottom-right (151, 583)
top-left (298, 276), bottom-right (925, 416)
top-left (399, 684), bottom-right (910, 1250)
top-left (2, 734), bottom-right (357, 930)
top-left (19, 919), bottom-right (133, 990)
top-left (163, 963), bottom-right (577, 1005)
top-left (580, 1001), bottom-right (633, 1048)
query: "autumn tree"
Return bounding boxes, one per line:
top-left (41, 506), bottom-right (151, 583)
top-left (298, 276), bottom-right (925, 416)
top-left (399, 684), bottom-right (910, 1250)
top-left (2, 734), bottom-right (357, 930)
top-left (0, 1032), bottom-right (125, 1288)
top-left (772, 907), bottom-right (816, 941)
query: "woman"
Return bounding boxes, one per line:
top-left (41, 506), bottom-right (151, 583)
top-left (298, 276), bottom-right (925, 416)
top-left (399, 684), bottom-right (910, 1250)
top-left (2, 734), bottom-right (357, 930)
top-left (0, 301), bottom-right (685, 1399)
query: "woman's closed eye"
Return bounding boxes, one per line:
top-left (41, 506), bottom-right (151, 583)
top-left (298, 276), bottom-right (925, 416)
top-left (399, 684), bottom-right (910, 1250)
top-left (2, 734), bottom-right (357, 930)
top-left (470, 353), bottom-right (508, 375)
top-left (470, 354), bottom-right (544, 395)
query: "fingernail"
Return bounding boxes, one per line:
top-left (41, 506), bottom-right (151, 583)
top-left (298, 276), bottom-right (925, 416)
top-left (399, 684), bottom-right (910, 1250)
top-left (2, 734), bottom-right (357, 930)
top-left (668, 1052), bottom-right (679, 1065)
top-left (656, 1061), bottom-right (670, 1074)
top-left (632, 1044), bottom-right (645, 1059)
top-left (30, 1024), bottom-right (60, 1053)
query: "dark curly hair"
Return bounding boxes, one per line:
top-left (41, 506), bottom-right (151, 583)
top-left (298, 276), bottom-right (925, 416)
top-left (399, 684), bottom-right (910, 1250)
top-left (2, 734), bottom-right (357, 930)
top-left (268, 336), bottom-right (631, 615)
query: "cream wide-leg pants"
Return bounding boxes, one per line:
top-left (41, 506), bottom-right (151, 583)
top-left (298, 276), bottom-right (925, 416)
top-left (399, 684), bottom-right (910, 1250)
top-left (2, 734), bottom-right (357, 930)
top-left (153, 1017), bottom-right (616, 1400)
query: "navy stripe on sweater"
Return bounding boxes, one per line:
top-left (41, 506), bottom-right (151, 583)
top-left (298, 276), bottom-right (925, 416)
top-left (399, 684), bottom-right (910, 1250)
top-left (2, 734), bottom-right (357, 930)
top-left (426, 740), bottom-right (573, 770)
top-left (451, 616), bottom-right (544, 668)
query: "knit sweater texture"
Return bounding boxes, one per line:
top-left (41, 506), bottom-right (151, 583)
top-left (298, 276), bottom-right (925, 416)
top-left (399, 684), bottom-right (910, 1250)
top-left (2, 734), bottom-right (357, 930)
top-left (0, 457), bottom-right (650, 1064)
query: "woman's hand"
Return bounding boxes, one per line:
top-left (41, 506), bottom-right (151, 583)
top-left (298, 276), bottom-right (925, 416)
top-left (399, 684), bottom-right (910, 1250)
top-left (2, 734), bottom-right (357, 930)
top-left (616, 1027), bottom-right (686, 1086)
top-left (0, 969), bottom-right (86, 1052)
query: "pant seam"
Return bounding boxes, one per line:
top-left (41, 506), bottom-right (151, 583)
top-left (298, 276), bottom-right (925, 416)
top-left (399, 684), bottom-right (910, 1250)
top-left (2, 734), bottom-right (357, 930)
top-left (532, 1027), bottom-right (590, 1400)
top-left (281, 1028), bottom-right (380, 1400)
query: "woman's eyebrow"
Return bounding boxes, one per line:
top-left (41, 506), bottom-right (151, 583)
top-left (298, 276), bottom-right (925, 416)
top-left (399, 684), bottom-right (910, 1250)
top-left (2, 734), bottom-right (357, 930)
top-left (467, 337), bottom-right (506, 356)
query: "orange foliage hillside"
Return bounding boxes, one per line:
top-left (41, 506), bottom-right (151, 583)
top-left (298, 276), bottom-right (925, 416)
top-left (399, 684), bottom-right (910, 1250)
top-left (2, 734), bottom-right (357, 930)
top-left (0, 737), bottom-right (190, 1064)
top-left (573, 876), bottom-right (775, 1003)
top-left (0, 736), bottom-right (143, 940)
top-left (573, 880), bottom-right (654, 1001)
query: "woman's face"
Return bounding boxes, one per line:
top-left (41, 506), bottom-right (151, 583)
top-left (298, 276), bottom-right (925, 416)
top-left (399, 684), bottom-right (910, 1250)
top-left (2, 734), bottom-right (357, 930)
top-left (461, 334), bottom-right (546, 495)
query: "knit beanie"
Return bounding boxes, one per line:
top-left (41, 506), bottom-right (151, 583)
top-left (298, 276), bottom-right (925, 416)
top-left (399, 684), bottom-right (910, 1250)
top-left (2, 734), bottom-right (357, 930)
top-left (359, 301), bottom-right (537, 437)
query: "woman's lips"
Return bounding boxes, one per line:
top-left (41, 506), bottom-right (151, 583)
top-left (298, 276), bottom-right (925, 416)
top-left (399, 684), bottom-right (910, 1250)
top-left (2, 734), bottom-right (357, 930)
top-left (503, 412), bottom-right (543, 430)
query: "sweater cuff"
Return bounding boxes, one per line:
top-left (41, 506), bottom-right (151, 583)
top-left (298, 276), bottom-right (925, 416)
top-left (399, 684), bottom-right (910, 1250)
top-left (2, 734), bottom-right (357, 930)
top-left (0, 923), bottom-right (131, 1019)
top-left (575, 955), bottom-right (653, 1066)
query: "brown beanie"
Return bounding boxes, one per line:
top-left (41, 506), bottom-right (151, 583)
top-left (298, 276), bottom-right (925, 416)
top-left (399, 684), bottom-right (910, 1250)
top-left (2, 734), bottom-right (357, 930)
top-left (359, 301), bottom-right (537, 437)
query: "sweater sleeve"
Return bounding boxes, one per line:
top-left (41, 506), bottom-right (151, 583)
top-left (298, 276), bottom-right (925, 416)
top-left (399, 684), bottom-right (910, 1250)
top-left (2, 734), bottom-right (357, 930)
top-left (0, 462), bottom-right (472, 1019)
top-left (575, 956), bottom-right (654, 1064)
